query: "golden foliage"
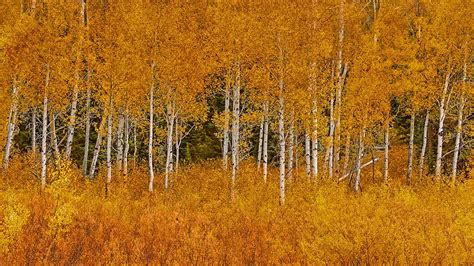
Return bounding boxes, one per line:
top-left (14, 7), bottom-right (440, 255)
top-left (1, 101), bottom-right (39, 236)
top-left (1, 161), bottom-right (473, 264)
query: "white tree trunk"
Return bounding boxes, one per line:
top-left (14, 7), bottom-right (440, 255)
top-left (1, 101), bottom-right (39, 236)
top-left (148, 81), bottom-right (155, 192)
top-left (41, 94), bottom-right (48, 189)
top-left (328, 95), bottom-right (335, 179)
top-left (223, 72), bottom-right (231, 169)
top-left (83, 86), bottom-right (91, 175)
top-left (88, 118), bottom-right (102, 179)
top-left (435, 71), bottom-right (451, 179)
top-left (287, 111), bottom-right (294, 179)
top-left (80, 0), bottom-right (87, 25)
top-left (32, 109), bottom-right (37, 158)
top-left (305, 131), bottom-right (311, 177)
top-left (383, 126), bottom-right (389, 182)
top-left (335, 0), bottom-right (346, 174)
top-left (262, 102), bottom-right (269, 183)
top-left (452, 63), bottom-right (467, 182)
top-left (116, 112), bottom-right (124, 172)
top-left (354, 128), bottom-right (365, 192)
top-left (80, 1), bottom-right (89, 172)
top-left (3, 81), bottom-right (18, 169)
top-left (165, 102), bottom-right (174, 190)
top-left (41, 67), bottom-right (50, 189)
top-left (257, 117), bottom-right (264, 170)
top-left (106, 94), bottom-right (113, 192)
top-left (65, 73), bottom-right (79, 160)
top-left (419, 111), bottom-right (429, 178)
top-left (123, 112), bottom-right (130, 176)
top-left (175, 118), bottom-right (180, 173)
top-left (343, 135), bottom-right (351, 174)
top-left (133, 121), bottom-right (137, 169)
top-left (294, 132), bottom-right (299, 174)
top-left (311, 100), bottom-right (318, 180)
top-left (451, 95), bottom-right (464, 182)
top-left (50, 112), bottom-right (60, 160)
top-left (278, 77), bottom-right (285, 205)
top-left (231, 63), bottom-right (241, 200)
top-left (407, 112), bottom-right (415, 183)
top-left (335, 65), bottom-right (348, 173)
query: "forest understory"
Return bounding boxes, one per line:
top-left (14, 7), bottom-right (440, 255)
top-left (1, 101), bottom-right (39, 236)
top-left (1, 156), bottom-right (474, 264)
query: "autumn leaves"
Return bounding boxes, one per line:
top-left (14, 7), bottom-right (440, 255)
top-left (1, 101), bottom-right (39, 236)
top-left (0, 0), bottom-right (472, 200)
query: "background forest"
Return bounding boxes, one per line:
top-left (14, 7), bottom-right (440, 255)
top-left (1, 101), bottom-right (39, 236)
top-left (0, 0), bottom-right (473, 264)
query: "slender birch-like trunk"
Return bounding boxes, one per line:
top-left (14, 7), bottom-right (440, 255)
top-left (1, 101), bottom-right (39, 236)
top-left (262, 102), bottom-right (269, 183)
top-left (231, 63), bottom-right (241, 200)
top-left (335, 0), bottom-right (346, 173)
top-left (354, 128), bottom-right (365, 192)
top-left (41, 66), bottom-right (50, 189)
top-left (65, 71), bottom-right (79, 160)
top-left (223, 71), bottom-right (231, 169)
top-left (80, 0), bottom-right (89, 174)
top-left (88, 118), bottom-right (102, 179)
top-left (452, 63), bottom-right (467, 182)
top-left (435, 71), bottom-right (452, 179)
top-left (116, 112), bottom-right (124, 172)
top-left (50, 112), bottom-right (60, 160)
top-left (305, 131), bottom-right (311, 177)
top-left (278, 72), bottom-right (285, 205)
top-left (451, 95), bottom-right (465, 183)
top-left (287, 111), bottom-right (294, 179)
top-left (257, 117), bottom-right (264, 170)
top-left (32, 109), bottom-right (37, 158)
top-left (294, 132), bottom-right (299, 174)
top-left (83, 85), bottom-right (91, 175)
top-left (175, 118), bottom-right (180, 173)
top-left (123, 112), bottom-right (130, 176)
top-left (343, 135), bottom-right (351, 174)
top-left (133, 122), bottom-right (137, 168)
top-left (148, 71), bottom-right (155, 192)
top-left (383, 126), bottom-right (389, 182)
top-left (41, 95), bottom-right (48, 189)
top-left (419, 111), bottom-right (429, 178)
top-left (328, 95), bottom-right (335, 178)
top-left (335, 65), bottom-right (348, 172)
top-left (3, 80), bottom-right (18, 169)
top-left (106, 92), bottom-right (113, 192)
top-left (165, 101), bottom-right (174, 190)
top-left (407, 112), bottom-right (415, 184)
top-left (311, 100), bottom-right (318, 180)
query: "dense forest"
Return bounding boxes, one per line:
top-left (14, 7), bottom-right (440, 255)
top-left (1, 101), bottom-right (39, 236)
top-left (0, 0), bottom-right (473, 264)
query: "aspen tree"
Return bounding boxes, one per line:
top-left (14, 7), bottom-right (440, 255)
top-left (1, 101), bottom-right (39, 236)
top-left (31, 109), bottom-right (37, 157)
top-left (305, 131), bottom-right (311, 177)
top-left (165, 97), bottom-right (175, 190)
top-left (452, 62), bottom-right (468, 182)
top-left (277, 43), bottom-right (286, 204)
top-left (3, 79), bottom-right (18, 169)
top-left (116, 113), bottom-right (125, 172)
top-left (419, 111), bottom-right (429, 178)
top-left (41, 65), bottom-right (50, 189)
top-left (287, 110), bottom-right (294, 179)
top-left (123, 112), bottom-right (130, 176)
top-left (223, 70), bottom-right (231, 169)
top-left (257, 117), bottom-right (264, 170)
top-left (262, 101), bottom-right (269, 183)
top-left (106, 90), bottom-right (113, 193)
top-left (231, 62), bottom-right (241, 200)
top-left (407, 112), bottom-right (415, 183)
top-left (435, 71), bottom-right (452, 179)
top-left (148, 65), bottom-right (155, 192)
top-left (383, 126), bottom-right (389, 182)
